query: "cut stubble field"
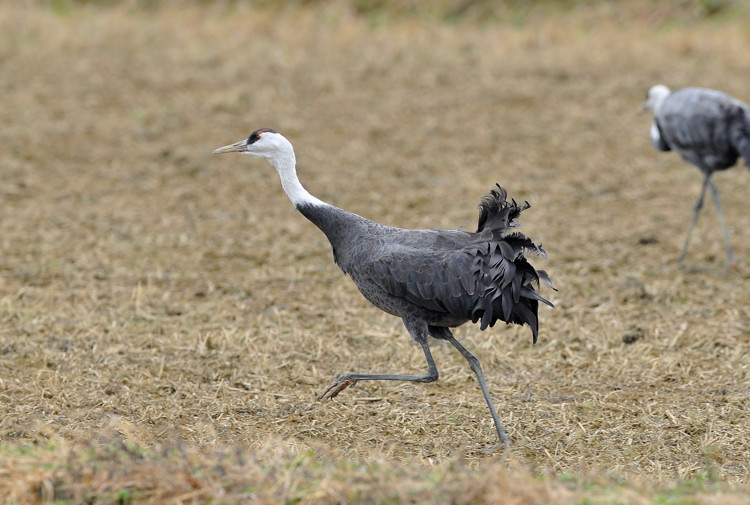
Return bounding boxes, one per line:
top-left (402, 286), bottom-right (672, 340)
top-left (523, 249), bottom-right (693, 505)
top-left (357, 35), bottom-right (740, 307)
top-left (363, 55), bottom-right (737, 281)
top-left (0, 2), bottom-right (749, 503)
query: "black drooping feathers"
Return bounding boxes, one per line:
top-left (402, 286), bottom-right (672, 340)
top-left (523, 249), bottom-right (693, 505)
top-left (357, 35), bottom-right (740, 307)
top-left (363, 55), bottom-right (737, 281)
top-left (470, 184), bottom-right (553, 340)
top-left (476, 184), bottom-right (528, 234)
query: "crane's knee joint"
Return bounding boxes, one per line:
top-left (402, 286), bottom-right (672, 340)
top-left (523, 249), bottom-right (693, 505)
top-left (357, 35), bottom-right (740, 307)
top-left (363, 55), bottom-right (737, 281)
top-left (465, 355), bottom-right (482, 372)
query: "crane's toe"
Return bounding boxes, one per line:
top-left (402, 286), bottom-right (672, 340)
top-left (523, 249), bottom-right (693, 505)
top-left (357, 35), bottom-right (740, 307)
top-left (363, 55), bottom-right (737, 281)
top-left (726, 256), bottom-right (740, 271)
top-left (317, 376), bottom-right (358, 400)
top-left (476, 439), bottom-right (511, 453)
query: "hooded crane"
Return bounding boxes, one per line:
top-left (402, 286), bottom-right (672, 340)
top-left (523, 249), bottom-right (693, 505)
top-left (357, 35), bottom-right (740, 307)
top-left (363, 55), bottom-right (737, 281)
top-left (214, 129), bottom-right (554, 448)
top-left (644, 85), bottom-right (750, 265)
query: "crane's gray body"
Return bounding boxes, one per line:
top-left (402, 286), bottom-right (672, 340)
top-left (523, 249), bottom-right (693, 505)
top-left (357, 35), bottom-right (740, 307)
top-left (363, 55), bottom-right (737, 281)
top-left (652, 87), bottom-right (750, 174)
top-left (297, 185), bottom-right (550, 341)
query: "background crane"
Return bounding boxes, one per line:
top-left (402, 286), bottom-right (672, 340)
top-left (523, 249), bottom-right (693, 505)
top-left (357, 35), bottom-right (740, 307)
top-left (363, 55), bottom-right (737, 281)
top-left (644, 84), bottom-right (750, 265)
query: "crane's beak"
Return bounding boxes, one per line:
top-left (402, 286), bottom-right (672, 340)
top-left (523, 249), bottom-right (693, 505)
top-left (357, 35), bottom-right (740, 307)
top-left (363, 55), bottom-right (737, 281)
top-left (213, 139), bottom-right (248, 154)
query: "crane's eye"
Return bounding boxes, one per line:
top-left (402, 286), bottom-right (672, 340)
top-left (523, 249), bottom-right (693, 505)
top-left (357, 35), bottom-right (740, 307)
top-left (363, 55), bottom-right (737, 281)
top-left (248, 128), bottom-right (277, 145)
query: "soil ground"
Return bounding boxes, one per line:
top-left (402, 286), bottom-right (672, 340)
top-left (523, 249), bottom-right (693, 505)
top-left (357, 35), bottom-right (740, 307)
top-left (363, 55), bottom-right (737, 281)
top-left (1, 2), bottom-right (749, 503)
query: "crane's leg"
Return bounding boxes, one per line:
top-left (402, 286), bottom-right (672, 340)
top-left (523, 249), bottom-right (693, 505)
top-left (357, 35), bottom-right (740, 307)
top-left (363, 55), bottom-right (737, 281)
top-left (707, 178), bottom-right (736, 267)
top-left (442, 332), bottom-right (509, 450)
top-left (317, 318), bottom-right (438, 400)
top-left (678, 174), bottom-right (710, 264)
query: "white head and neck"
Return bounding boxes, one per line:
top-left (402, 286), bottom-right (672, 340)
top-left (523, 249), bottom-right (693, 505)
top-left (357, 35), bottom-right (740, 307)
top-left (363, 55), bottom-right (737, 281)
top-left (213, 128), bottom-right (325, 208)
top-left (644, 84), bottom-right (671, 113)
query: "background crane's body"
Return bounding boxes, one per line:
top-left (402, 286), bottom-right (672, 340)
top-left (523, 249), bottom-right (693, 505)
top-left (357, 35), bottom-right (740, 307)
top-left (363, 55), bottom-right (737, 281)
top-left (215, 129), bottom-right (553, 448)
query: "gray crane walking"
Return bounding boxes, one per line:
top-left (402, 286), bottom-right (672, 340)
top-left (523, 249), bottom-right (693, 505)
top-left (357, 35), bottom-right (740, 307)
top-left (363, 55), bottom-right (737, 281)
top-left (214, 129), bottom-right (553, 448)
top-left (644, 85), bottom-right (750, 265)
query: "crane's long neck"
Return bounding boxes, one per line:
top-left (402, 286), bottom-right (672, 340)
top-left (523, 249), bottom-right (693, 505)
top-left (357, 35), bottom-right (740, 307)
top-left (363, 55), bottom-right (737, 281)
top-left (265, 148), bottom-right (372, 270)
top-left (267, 150), bottom-right (326, 208)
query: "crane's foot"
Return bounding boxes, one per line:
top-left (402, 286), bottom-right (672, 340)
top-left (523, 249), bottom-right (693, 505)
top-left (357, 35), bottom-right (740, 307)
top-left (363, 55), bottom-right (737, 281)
top-left (317, 376), bottom-right (357, 400)
top-left (476, 439), bottom-right (510, 453)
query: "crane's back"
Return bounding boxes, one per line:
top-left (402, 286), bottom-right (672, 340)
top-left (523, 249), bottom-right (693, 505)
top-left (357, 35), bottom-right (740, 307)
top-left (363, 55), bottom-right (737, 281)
top-left (658, 87), bottom-right (750, 172)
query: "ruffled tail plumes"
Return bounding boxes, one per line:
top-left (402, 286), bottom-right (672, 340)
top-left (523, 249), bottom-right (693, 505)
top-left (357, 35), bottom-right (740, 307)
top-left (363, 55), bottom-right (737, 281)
top-left (470, 185), bottom-right (554, 342)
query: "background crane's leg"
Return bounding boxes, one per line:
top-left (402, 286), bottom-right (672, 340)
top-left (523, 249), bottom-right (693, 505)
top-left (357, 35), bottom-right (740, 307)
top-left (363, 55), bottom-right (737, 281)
top-left (443, 333), bottom-right (509, 449)
top-left (679, 174), bottom-right (710, 264)
top-left (317, 318), bottom-right (439, 400)
top-left (707, 178), bottom-right (736, 266)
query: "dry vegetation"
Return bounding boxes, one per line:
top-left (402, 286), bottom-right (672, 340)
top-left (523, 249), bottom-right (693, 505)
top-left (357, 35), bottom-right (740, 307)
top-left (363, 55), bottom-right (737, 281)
top-left (1, 1), bottom-right (750, 503)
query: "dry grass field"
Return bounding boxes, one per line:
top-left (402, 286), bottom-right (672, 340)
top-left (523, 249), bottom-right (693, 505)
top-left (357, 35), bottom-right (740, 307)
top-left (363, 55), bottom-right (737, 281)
top-left (1, 1), bottom-right (750, 503)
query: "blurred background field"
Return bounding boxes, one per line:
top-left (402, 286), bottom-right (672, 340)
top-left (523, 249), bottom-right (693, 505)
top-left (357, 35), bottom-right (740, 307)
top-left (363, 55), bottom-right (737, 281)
top-left (1, 1), bottom-right (749, 503)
